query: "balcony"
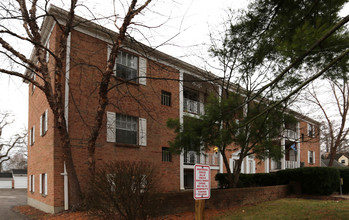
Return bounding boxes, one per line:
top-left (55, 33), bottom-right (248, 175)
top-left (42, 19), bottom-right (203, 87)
top-left (271, 160), bottom-right (281, 170)
top-left (184, 151), bottom-right (220, 166)
top-left (285, 160), bottom-right (299, 169)
top-left (184, 98), bottom-right (204, 115)
top-left (284, 129), bottom-right (298, 140)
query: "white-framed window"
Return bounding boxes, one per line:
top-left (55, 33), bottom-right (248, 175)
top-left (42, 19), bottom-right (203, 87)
top-left (108, 46), bottom-right (147, 85)
top-left (29, 175), bottom-right (35, 192)
top-left (115, 50), bottom-right (138, 82)
top-left (39, 173), bottom-right (48, 196)
top-left (40, 109), bottom-right (48, 136)
top-left (161, 90), bottom-right (171, 106)
top-left (29, 126), bottom-right (35, 146)
top-left (32, 73), bottom-right (36, 94)
top-left (308, 151), bottom-right (315, 164)
top-left (341, 160), bottom-right (345, 164)
top-left (308, 123), bottom-right (314, 137)
top-left (106, 112), bottom-right (147, 146)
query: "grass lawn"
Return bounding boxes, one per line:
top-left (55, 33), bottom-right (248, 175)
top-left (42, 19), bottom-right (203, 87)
top-left (214, 198), bottom-right (349, 220)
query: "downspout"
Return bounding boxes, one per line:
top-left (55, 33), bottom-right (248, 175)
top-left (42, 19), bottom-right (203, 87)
top-left (62, 32), bottom-right (71, 210)
top-left (60, 162), bottom-right (69, 210)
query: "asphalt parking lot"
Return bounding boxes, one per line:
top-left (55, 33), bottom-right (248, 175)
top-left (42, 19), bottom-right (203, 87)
top-left (0, 189), bottom-right (27, 219)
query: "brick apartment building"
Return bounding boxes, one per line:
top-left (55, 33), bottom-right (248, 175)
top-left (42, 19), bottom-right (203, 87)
top-left (26, 6), bottom-right (320, 213)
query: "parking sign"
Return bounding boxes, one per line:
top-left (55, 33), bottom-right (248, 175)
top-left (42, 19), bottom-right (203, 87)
top-left (194, 164), bottom-right (211, 200)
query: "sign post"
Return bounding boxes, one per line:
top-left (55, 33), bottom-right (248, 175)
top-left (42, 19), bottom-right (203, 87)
top-left (194, 164), bottom-right (210, 220)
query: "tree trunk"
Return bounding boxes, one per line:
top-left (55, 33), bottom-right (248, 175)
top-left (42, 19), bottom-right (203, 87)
top-left (220, 149), bottom-right (234, 188)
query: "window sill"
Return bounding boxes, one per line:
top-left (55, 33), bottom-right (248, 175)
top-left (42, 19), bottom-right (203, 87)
top-left (114, 77), bottom-right (139, 86)
top-left (114, 143), bottom-right (141, 148)
top-left (41, 194), bottom-right (47, 198)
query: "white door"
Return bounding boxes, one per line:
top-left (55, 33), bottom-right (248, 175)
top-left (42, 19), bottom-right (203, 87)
top-left (14, 176), bottom-right (27, 188)
top-left (0, 180), bottom-right (12, 188)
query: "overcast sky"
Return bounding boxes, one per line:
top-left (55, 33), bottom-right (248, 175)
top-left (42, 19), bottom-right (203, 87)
top-left (0, 0), bottom-right (348, 140)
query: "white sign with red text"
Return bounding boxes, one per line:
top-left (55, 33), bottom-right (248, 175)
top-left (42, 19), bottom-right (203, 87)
top-left (194, 164), bottom-right (211, 200)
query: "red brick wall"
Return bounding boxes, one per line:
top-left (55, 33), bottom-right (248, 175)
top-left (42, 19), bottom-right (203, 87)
top-left (299, 121), bottom-right (320, 167)
top-left (58, 28), bottom-right (181, 198)
top-left (155, 185), bottom-right (289, 216)
top-left (27, 24), bottom-right (59, 208)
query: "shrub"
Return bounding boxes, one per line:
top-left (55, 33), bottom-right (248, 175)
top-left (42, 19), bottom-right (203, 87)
top-left (277, 167), bottom-right (340, 195)
top-left (215, 172), bottom-right (278, 188)
top-left (338, 168), bottom-right (349, 193)
top-left (90, 161), bottom-right (158, 220)
top-left (215, 167), bottom-right (340, 195)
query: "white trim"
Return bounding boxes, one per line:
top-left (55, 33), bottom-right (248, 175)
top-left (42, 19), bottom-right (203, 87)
top-left (106, 112), bottom-right (116, 142)
top-left (39, 174), bottom-right (42, 194)
top-left (64, 33), bottom-right (71, 130)
top-left (44, 173), bottom-right (48, 195)
top-left (40, 115), bottom-right (43, 136)
top-left (138, 57), bottom-right (147, 85)
top-left (179, 70), bottom-right (184, 190)
top-left (138, 118), bottom-right (147, 146)
top-left (33, 175), bottom-right (35, 192)
top-left (33, 125), bottom-right (35, 144)
top-left (28, 175), bottom-right (31, 192)
top-left (45, 109), bottom-right (48, 133)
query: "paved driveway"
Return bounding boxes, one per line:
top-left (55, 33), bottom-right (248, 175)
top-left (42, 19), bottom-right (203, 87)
top-left (0, 189), bottom-right (27, 219)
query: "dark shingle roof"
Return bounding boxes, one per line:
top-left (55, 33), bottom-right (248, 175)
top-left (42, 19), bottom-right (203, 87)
top-left (12, 169), bottom-right (27, 175)
top-left (322, 159), bottom-right (347, 167)
top-left (0, 173), bottom-right (13, 178)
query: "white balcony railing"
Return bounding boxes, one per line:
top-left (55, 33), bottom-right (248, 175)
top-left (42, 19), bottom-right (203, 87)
top-left (271, 160), bottom-right (281, 170)
top-left (286, 160), bottom-right (299, 169)
top-left (284, 129), bottom-right (298, 140)
top-left (184, 151), bottom-right (199, 165)
top-left (184, 98), bottom-right (204, 115)
top-left (184, 151), bottom-right (220, 166)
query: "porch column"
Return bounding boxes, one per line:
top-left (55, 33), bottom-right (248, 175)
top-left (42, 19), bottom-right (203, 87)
top-left (297, 121), bottom-right (301, 168)
top-left (281, 138), bottom-right (286, 169)
top-left (179, 70), bottom-right (184, 190)
top-left (265, 157), bottom-right (269, 173)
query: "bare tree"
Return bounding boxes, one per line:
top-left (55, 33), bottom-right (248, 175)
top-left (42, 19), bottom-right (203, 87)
top-left (0, 112), bottom-right (26, 172)
top-left (306, 79), bottom-right (349, 166)
top-left (0, 0), bottom-right (156, 208)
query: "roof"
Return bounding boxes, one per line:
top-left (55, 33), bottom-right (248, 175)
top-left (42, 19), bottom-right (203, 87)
top-left (12, 169), bottom-right (27, 175)
top-left (24, 5), bottom-right (321, 126)
top-left (321, 159), bottom-right (347, 167)
top-left (335, 153), bottom-right (349, 161)
top-left (0, 173), bottom-right (13, 178)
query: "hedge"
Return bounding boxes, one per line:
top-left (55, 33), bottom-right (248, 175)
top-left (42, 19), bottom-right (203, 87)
top-left (215, 167), bottom-right (340, 195)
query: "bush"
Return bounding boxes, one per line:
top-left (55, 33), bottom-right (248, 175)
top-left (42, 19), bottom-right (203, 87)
top-left (215, 167), bottom-right (340, 195)
top-left (338, 168), bottom-right (349, 193)
top-left (215, 172), bottom-right (278, 188)
top-left (90, 161), bottom-right (158, 220)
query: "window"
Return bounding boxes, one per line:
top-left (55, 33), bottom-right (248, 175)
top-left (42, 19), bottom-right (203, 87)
top-left (308, 123), bottom-right (314, 137)
top-left (107, 112), bottom-right (146, 145)
top-left (161, 91), bottom-right (171, 106)
top-left (301, 133), bottom-right (304, 142)
top-left (308, 151), bottom-right (315, 164)
top-left (40, 173), bottom-right (47, 196)
top-left (29, 175), bottom-right (35, 192)
top-left (116, 50), bottom-right (138, 82)
top-left (162, 147), bottom-right (172, 162)
top-left (32, 73), bottom-right (36, 94)
top-left (341, 160), bottom-right (346, 164)
top-left (29, 126), bottom-right (35, 146)
top-left (40, 109), bottom-right (48, 136)
top-left (116, 114), bottom-right (138, 145)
